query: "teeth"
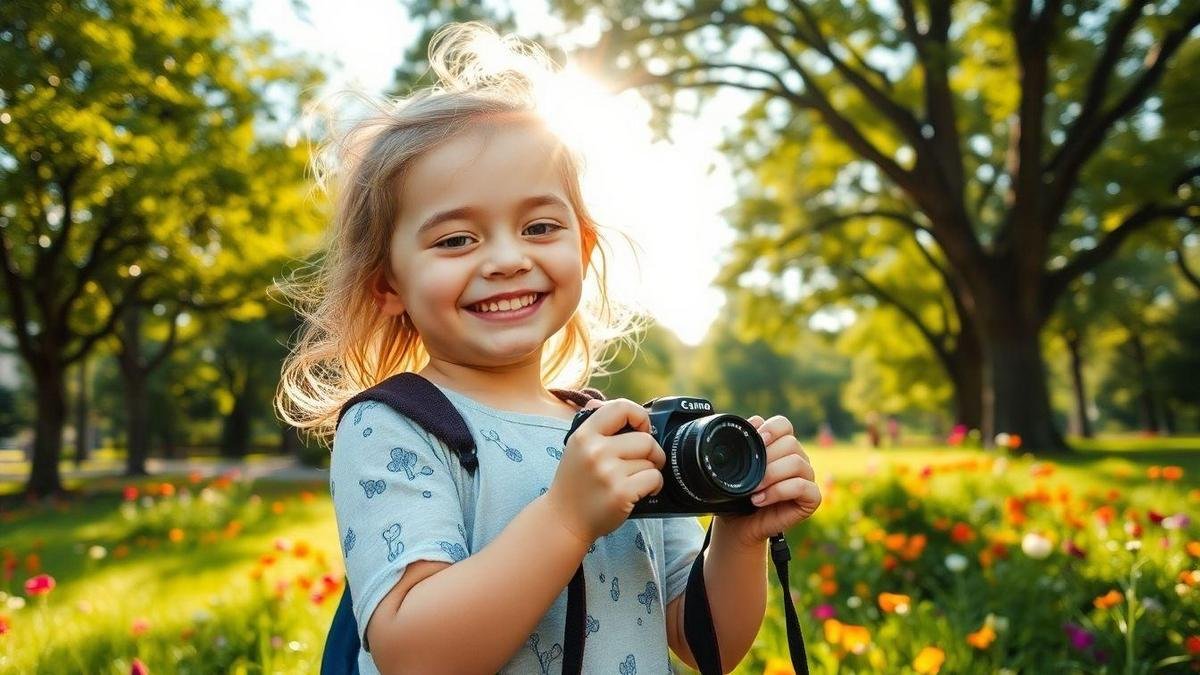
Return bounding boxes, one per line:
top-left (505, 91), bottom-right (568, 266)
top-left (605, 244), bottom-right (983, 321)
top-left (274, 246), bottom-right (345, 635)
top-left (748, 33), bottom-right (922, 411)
top-left (472, 293), bottom-right (538, 313)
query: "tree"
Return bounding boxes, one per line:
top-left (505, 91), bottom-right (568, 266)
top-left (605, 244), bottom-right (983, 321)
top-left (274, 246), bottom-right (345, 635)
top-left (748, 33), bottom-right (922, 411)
top-left (0, 0), bottom-right (320, 494)
top-left (549, 0), bottom-right (1200, 452)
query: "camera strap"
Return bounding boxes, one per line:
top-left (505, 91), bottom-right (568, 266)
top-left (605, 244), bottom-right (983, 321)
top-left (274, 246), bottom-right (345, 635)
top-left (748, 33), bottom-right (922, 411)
top-left (683, 523), bottom-right (810, 675)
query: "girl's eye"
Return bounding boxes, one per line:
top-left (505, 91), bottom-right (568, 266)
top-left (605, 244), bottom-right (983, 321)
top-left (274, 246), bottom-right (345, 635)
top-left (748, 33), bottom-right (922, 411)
top-left (525, 221), bottom-right (563, 236)
top-left (434, 234), bottom-right (474, 249)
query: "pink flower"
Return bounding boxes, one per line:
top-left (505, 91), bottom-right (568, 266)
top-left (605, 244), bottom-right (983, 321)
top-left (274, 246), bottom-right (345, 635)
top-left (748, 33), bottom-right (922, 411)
top-left (1063, 623), bottom-right (1094, 651)
top-left (811, 604), bottom-right (837, 620)
top-left (131, 657), bottom-right (149, 675)
top-left (131, 617), bottom-right (150, 637)
top-left (24, 574), bottom-right (55, 597)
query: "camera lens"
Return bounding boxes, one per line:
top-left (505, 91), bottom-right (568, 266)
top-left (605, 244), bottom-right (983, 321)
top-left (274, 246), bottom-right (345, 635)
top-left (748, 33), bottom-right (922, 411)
top-left (666, 415), bottom-right (765, 504)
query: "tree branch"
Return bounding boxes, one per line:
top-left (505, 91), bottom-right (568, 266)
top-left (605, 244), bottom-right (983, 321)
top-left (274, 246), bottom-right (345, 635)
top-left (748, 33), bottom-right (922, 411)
top-left (1045, 6), bottom-right (1200, 224)
top-left (1176, 245), bottom-right (1200, 292)
top-left (1043, 203), bottom-right (1197, 311)
top-left (64, 273), bottom-right (152, 365)
top-left (848, 267), bottom-right (953, 367)
top-left (0, 224), bottom-right (37, 364)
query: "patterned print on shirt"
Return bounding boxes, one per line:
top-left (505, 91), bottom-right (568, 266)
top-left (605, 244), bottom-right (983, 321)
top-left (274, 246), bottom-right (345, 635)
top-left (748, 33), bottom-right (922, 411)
top-left (342, 528), bottom-right (356, 556)
top-left (610, 576), bottom-right (620, 601)
top-left (359, 479), bottom-right (385, 498)
top-left (586, 613), bottom-right (599, 637)
top-left (362, 427), bottom-right (373, 437)
top-left (637, 581), bottom-right (659, 614)
top-left (634, 531), bottom-right (656, 562)
top-left (481, 429), bottom-right (523, 462)
top-left (351, 401), bottom-right (380, 426)
top-left (619, 654), bottom-right (637, 675)
top-left (546, 445), bottom-right (563, 460)
top-left (382, 523), bottom-right (404, 562)
top-left (526, 633), bottom-right (562, 675)
top-left (387, 447), bottom-right (434, 480)
top-left (439, 540), bottom-right (468, 562)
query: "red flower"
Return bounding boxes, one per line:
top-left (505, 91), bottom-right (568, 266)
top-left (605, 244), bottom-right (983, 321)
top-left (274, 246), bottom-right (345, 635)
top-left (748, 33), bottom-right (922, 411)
top-left (24, 574), bottom-right (55, 597)
top-left (1186, 635), bottom-right (1200, 655)
top-left (131, 657), bottom-right (149, 675)
top-left (122, 486), bottom-right (139, 502)
top-left (951, 523), bottom-right (975, 544)
top-left (0, 614), bottom-right (10, 635)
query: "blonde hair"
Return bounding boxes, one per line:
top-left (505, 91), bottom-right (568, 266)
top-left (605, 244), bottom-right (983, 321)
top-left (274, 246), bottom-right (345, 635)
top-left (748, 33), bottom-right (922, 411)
top-left (275, 22), bottom-right (647, 445)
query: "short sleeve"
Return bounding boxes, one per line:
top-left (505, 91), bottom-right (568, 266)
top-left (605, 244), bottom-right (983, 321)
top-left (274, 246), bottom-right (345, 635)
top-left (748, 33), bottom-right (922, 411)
top-left (330, 401), bottom-right (470, 648)
top-left (661, 516), bottom-right (705, 605)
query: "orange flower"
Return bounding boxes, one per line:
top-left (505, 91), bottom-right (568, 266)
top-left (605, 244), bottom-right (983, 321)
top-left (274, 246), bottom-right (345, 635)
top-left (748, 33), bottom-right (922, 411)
top-left (882, 554), bottom-right (898, 572)
top-left (884, 533), bottom-right (907, 553)
top-left (1094, 589), bottom-right (1123, 610)
top-left (824, 619), bottom-right (871, 655)
top-left (951, 523), bottom-right (975, 544)
top-left (293, 541), bottom-right (311, 558)
top-left (1163, 466), bottom-right (1183, 481)
top-left (130, 617), bottom-right (150, 636)
top-left (224, 520), bottom-right (243, 538)
top-left (878, 592), bottom-right (911, 614)
top-left (819, 579), bottom-right (838, 596)
top-left (114, 545), bottom-right (129, 559)
top-left (1093, 505), bottom-right (1116, 526)
top-left (762, 658), bottom-right (795, 675)
top-left (168, 528), bottom-right (185, 543)
top-left (301, 490), bottom-right (316, 503)
top-left (818, 563), bottom-right (836, 579)
top-left (903, 534), bottom-right (927, 560)
top-left (966, 624), bottom-right (996, 649)
top-left (24, 553), bottom-right (40, 574)
top-left (272, 501), bottom-right (286, 515)
top-left (188, 470), bottom-right (203, 484)
top-left (159, 482), bottom-right (175, 497)
top-left (1147, 466), bottom-right (1162, 480)
top-left (1187, 542), bottom-right (1200, 558)
top-left (0, 614), bottom-right (9, 635)
top-left (913, 646), bottom-right (945, 673)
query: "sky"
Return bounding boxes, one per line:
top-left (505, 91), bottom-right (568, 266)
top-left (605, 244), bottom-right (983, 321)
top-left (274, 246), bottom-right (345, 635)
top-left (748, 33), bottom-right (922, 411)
top-left (241, 0), bottom-right (752, 346)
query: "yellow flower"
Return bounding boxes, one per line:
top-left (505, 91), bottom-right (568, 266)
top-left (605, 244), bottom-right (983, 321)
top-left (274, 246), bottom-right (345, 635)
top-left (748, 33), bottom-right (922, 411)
top-left (913, 646), bottom-right (945, 673)
top-left (762, 657), bottom-right (794, 675)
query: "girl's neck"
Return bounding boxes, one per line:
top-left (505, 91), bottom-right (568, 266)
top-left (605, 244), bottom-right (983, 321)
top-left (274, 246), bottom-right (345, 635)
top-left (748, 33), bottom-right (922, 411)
top-left (418, 353), bottom-right (570, 412)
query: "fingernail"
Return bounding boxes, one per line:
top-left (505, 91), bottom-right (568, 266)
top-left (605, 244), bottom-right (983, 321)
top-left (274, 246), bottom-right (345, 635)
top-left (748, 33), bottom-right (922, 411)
top-left (752, 492), bottom-right (766, 505)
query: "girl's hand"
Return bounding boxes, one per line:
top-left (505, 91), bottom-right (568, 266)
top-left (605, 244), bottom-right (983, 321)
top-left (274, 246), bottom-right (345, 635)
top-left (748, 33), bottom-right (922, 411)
top-left (544, 399), bottom-right (666, 544)
top-left (717, 414), bottom-right (821, 548)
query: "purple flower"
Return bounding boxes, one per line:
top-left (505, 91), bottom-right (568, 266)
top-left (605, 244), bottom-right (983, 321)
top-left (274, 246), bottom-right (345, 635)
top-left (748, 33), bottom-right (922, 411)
top-left (1063, 623), bottom-right (1095, 651)
top-left (811, 604), bottom-right (836, 620)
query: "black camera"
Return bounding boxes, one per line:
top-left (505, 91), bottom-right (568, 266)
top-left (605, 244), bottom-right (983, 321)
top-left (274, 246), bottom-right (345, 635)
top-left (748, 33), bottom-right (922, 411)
top-left (563, 396), bottom-right (767, 518)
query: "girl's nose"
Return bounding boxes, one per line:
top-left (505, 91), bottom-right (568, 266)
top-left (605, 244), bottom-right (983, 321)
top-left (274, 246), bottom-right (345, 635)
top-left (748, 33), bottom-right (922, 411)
top-left (482, 236), bottom-right (532, 278)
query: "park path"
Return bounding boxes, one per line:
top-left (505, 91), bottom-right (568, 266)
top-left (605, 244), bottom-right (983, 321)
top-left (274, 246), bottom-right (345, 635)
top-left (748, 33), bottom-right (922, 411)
top-left (0, 455), bottom-right (328, 484)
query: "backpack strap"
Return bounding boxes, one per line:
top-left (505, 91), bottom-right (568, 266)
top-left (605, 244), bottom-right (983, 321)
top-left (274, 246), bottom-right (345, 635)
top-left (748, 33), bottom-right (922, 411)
top-left (336, 372), bottom-right (481, 474)
top-left (323, 372), bottom-right (605, 675)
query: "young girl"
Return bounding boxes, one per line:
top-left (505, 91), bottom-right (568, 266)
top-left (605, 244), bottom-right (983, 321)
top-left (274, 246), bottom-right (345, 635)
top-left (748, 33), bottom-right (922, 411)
top-left (276, 22), bottom-right (821, 674)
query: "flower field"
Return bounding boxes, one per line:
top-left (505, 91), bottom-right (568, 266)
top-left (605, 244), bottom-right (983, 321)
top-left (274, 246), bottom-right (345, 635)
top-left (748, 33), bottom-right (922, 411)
top-left (1, 445), bottom-right (1198, 674)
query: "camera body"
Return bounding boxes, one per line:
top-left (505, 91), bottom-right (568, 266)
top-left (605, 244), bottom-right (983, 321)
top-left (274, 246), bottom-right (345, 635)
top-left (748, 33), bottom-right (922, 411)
top-left (563, 396), bottom-right (767, 518)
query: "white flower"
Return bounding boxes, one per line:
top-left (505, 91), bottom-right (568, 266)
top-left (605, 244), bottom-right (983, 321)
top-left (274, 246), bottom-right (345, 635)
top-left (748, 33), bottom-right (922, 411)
top-left (1021, 533), bottom-right (1053, 559)
top-left (1125, 540), bottom-right (1142, 552)
top-left (847, 596), bottom-right (863, 609)
top-left (995, 433), bottom-right (1011, 447)
top-left (87, 545), bottom-right (107, 560)
top-left (945, 553), bottom-right (969, 572)
top-left (7, 596), bottom-right (26, 610)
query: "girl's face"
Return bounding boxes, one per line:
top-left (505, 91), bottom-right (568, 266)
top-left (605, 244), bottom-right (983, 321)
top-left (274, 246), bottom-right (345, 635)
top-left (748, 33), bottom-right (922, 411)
top-left (375, 122), bottom-right (587, 369)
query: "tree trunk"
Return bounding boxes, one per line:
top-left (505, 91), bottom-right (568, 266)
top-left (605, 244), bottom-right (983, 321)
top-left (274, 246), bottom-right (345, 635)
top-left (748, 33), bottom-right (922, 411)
top-left (27, 361), bottom-right (67, 497)
top-left (1065, 331), bottom-right (1093, 438)
top-left (978, 291), bottom-right (1067, 453)
top-left (1128, 330), bottom-right (1161, 433)
top-left (118, 304), bottom-right (152, 475)
top-left (73, 357), bottom-right (91, 467)
top-left (947, 327), bottom-right (984, 430)
top-left (221, 377), bottom-right (253, 458)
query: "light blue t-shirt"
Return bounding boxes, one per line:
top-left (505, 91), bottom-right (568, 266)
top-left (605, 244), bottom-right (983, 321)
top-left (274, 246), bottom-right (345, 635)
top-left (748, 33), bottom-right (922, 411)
top-left (330, 383), bottom-right (705, 674)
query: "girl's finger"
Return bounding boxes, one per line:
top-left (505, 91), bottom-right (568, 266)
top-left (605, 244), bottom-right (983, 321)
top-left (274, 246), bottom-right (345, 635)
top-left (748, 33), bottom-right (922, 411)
top-left (755, 452), bottom-right (814, 490)
top-left (755, 415), bottom-right (794, 445)
top-left (747, 415), bottom-right (765, 429)
top-left (764, 434), bottom-right (806, 465)
top-left (751, 476), bottom-right (822, 510)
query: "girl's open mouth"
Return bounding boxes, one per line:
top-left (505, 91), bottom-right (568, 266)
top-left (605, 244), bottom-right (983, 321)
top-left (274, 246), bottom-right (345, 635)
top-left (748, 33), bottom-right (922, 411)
top-left (464, 292), bottom-right (547, 321)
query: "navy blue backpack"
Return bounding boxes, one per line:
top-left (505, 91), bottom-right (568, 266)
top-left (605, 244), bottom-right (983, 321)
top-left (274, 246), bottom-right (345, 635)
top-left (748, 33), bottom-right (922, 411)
top-left (319, 372), bottom-right (809, 675)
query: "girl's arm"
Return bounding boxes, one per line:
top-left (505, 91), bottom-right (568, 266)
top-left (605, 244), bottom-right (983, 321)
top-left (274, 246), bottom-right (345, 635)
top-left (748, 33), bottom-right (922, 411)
top-left (666, 517), bottom-right (767, 673)
top-left (366, 494), bottom-right (590, 674)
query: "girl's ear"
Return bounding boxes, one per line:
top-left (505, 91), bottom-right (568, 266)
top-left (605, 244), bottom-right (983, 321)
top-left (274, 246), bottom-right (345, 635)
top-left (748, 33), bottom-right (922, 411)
top-left (370, 270), bottom-right (406, 317)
